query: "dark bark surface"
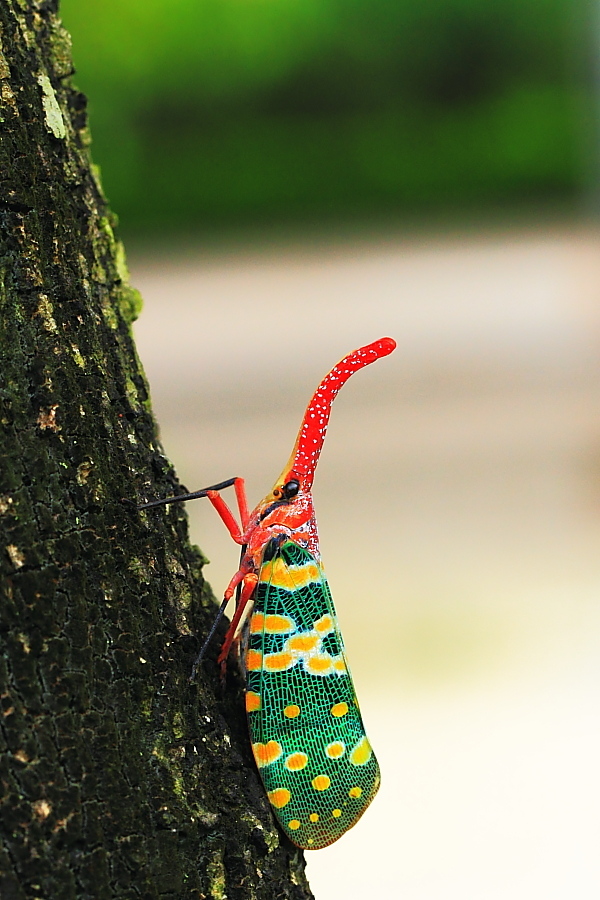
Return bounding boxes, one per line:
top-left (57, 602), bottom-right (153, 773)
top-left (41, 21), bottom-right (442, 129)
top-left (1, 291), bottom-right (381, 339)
top-left (0, 2), bottom-right (314, 897)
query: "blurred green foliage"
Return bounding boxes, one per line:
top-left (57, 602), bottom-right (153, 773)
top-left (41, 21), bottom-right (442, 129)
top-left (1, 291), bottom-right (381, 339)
top-left (60, 0), bottom-right (589, 233)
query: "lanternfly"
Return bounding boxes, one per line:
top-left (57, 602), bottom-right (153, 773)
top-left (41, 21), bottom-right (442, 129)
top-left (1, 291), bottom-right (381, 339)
top-left (137, 337), bottom-right (396, 848)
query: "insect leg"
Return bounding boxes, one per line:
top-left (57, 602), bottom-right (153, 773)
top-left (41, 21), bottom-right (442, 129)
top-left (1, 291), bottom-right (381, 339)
top-left (233, 477), bottom-right (250, 530)
top-left (135, 477), bottom-right (239, 510)
top-left (205, 490), bottom-right (244, 543)
top-left (189, 596), bottom-right (229, 683)
top-left (217, 572), bottom-right (258, 674)
top-left (189, 544), bottom-right (247, 681)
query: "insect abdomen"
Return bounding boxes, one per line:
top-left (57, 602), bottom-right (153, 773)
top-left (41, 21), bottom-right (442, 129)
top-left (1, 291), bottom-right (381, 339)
top-left (245, 539), bottom-right (380, 849)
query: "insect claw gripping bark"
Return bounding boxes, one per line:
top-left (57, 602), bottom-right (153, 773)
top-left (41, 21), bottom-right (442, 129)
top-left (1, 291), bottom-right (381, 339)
top-left (138, 337), bottom-right (396, 848)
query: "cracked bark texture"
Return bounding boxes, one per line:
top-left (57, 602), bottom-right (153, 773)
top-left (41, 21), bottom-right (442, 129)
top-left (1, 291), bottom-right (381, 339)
top-left (0, 2), bottom-right (314, 898)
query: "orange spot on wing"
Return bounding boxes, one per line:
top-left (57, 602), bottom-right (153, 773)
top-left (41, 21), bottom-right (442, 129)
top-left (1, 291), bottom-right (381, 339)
top-left (264, 651), bottom-right (295, 672)
top-left (259, 558), bottom-right (295, 590)
top-left (314, 614), bottom-right (333, 634)
top-left (349, 786), bottom-right (362, 799)
top-left (349, 737), bottom-right (373, 766)
top-left (259, 559), bottom-right (320, 589)
top-left (258, 561), bottom-right (273, 584)
top-left (264, 614), bottom-right (295, 633)
top-left (252, 740), bottom-right (282, 768)
top-left (304, 654), bottom-right (333, 676)
top-left (333, 657), bottom-right (347, 673)
top-left (245, 691), bottom-right (261, 712)
top-left (284, 704), bottom-right (300, 719)
top-left (268, 788), bottom-right (291, 809)
top-left (325, 741), bottom-right (345, 759)
top-left (287, 633), bottom-right (319, 653)
top-left (251, 612), bottom-right (295, 633)
top-left (284, 752), bottom-right (308, 771)
top-left (292, 562), bottom-right (320, 586)
top-left (330, 702), bottom-right (348, 718)
top-left (246, 650), bottom-right (263, 671)
top-left (311, 774), bottom-right (331, 791)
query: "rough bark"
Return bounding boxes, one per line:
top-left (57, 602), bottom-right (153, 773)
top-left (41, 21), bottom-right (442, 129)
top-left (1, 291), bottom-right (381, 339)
top-left (0, 2), bottom-right (314, 898)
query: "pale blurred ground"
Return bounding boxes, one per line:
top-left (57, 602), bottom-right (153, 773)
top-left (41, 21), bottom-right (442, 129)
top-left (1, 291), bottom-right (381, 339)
top-left (131, 225), bottom-right (600, 899)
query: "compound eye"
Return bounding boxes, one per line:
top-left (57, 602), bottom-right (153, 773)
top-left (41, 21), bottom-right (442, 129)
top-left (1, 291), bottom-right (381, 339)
top-left (282, 479), bottom-right (300, 500)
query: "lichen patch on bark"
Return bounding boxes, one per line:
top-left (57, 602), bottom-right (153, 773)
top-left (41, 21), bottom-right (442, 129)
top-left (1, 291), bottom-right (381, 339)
top-left (37, 72), bottom-right (66, 138)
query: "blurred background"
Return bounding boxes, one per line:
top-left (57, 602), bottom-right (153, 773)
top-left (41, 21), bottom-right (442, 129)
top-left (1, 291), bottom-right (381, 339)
top-left (62, 0), bottom-right (594, 236)
top-left (60, 1), bottom-right (600, 897)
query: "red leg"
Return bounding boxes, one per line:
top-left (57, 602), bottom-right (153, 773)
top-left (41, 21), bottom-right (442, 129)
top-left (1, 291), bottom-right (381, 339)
top-left (222, 564), bottom-right (248, 601)
top-left (206, 490), bottom-right (244, 543)
top-left (233, 477), bottom-right (250, 530)
top-left (217, 573), bottom-right (258, 671)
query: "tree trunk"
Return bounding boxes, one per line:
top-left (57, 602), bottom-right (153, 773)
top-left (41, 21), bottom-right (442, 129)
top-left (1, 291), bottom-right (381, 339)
top-left (0, 2), bottom-right (314, 897)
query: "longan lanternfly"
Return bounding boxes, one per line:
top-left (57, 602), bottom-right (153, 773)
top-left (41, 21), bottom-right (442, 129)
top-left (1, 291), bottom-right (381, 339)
top-left (137, 337), bottom-right (396, 849)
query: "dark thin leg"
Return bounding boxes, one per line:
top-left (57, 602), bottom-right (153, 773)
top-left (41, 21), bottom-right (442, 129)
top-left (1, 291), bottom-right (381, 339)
top-left (136, 477), bottom-right (239, 510)
top-left (189, 597), bottom-right (229, 683)
top-left (189, 544), bottom-right (247, 682)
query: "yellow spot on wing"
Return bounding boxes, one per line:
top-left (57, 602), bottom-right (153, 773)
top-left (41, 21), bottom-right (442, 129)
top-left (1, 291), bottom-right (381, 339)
top-left (330, 702), bottom-right (348, 718)
top-left (311, 774), bottom-right (331, 791)
top-left (245, 691), bottom-right (261, 712)
top-left (349, 786), bottom-right (362, 798)
top-left (288, 819), bottom-right (301, 831)
top-left (349, 737), bottom-right (373, 766)
top-left (252, 740), bottom-right (282, 768)
top-left (332, 809), bottom-right (342, 818)
top-left (264, 651), bottom-right (295, 672)
top-left (285, 752), bottom-right (308, 771)
top-left (284, 704), bottom-right (300, 718)
top-left (268, 788), bottom-right (291, 809)
top-left (309, 813), bottom-right (319, 823)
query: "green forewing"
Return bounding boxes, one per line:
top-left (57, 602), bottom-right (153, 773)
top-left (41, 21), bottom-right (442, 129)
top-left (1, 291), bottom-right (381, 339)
top-left (245, 538), bottom-right (380, 849)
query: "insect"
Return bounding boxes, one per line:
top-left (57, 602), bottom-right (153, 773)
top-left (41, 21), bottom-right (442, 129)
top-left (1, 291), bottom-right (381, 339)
top-left (138, 337), bottom-right (396, 848)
